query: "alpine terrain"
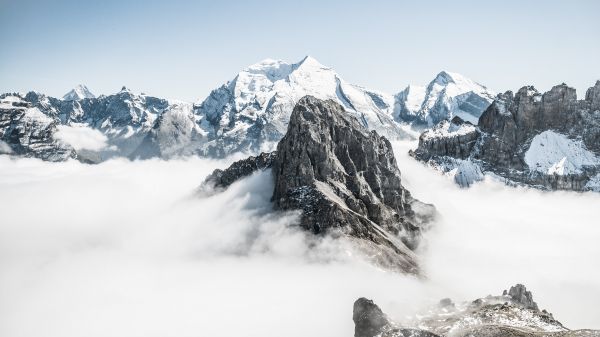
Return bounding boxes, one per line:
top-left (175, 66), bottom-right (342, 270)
top-left (410, 81), bottom-right (600, 191)
top-left (353, 284), bottom-right (600, 337)
top-left (201, 96), bottom-right (435, 273)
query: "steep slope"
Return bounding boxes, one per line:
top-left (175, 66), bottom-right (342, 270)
top-left (182, 56), bottom-right (408, 157)
top-left (62, 84), bottom-right (96, 101)
top-left (0, 95), bottom-right (75, 161)
top-left (0, 88), bottom-right (188, 161)
top-left (410, 81), bottom-right (600, 191)
top-left (353, 284), bottom-right (599, 337)
top-left (395, 71), bottom-right (495, 126)
top-left (202, 96), bottom-right (435, 273)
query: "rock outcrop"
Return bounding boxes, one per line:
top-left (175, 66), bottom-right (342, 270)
top-left (202, 96), bottom-right (435, 273)
top-left (354, 284), bottom-right (599, 337)
top-left (0, 98), bottom-right (75, 161)
top-left (411, 81), bottom-right (600, 191)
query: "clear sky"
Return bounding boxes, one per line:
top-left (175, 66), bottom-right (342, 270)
top-left (1, 0), bottom-right (599, 101)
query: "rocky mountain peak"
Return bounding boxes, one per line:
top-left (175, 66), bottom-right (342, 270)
top-left (412, 80), bottom-right (600, 191)
top-left (585, 80), bottom-right (600, 111)
top-left (62, 84), bottom-right (95, 101)
top-left (353, 298), bottom-right (390, 337)
top-left (504, 284), bottom-right (539, 311)
top-left (202, 96), bottom-right (434, 273)
top-left (431, 71), bottom-right (456, 86)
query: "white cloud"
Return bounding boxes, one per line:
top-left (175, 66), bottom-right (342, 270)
top-left (55, 125), bottom-right (109, 151)
top-left (0, 140), bottom-right (12, 154)
top-left (0, 141), bottom-right (598, 337)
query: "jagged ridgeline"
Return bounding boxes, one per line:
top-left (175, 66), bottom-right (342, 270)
top-left (411, 81), bottom-right (600, 191)
top-left (353, 284), bottom-right (600, 337)
top-left (0, 57), bottom-right (495, 163)
top-left (201, 96), bottom-right (435, 274)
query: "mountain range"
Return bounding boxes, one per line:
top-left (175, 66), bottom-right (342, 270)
top-left (0, 56), bottom-right (493, 162)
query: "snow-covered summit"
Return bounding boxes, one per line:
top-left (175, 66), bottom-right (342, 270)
top-left (193, 56), bottom-right (406, 157)
top-left (395, 71), bottom-right (495, 126)
top-left (62, 84), bottom-right (95, 101)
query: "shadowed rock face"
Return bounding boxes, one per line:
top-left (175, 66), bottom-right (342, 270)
top-left (353, 298), bottom-right (390, 337)
top-left (202, 96), bottom-right (435, 273)
top-left (411, 81), bottom-right (600, 191)
top-left (355, 284), bottom-right (599, 337)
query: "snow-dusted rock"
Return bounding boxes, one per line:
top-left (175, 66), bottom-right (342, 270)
top-left (62, 84), bottom-right (95, 101)
top-left (202, 96), bottom-right (435, 274)
top-left (395, 71), bottom-right (495, 126)
top-left (0, 88), bottom-right (177, 161)
top-left (355, 284), bottom-right (600, 337)
top-left (191, 56), bottom-right (409, 157)
top-left (411, 81), bottom-right (600, 191)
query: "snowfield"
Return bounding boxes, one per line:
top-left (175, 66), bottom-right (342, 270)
top-left (525, 130), bottom-right (599, 175)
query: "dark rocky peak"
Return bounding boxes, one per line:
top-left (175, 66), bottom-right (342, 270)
top-left (353, 298), bottom-right (391, 337)
top-left (202, 96), bottom-right (435, 273)
top-left (585, 80), bottom-right (600, 111)
top-left (504, 284), bottom-right (539, 311)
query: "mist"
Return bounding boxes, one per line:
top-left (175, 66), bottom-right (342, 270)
top-left (0, 141), bottom-right (599, 337)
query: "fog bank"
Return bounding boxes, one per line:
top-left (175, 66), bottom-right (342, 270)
top-left (0, 142), bottom-right (598, 336)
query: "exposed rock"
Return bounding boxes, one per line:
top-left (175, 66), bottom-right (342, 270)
top-left (353, 298), bottom-right (390, 337)
top-left (355, 284), bottom-right (599, 337)
top-left (202, 152), bottom-right (276, 191)
top-left (201, 96), bottom-right (435, 273)
top-left (506, 284), bottom-right (538, 311)
top-left (411, 81), bottom-right (600, 191)
top-left (0, 98), bottom-right (75, 161)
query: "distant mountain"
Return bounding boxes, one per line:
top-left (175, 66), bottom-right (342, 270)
top-left (410, 81), bottom-right (600, 191)
top-left (62, 84), bottom-right (96, 101)
top-left (394, 71), bottom-right (495, 126)
top-left (0, 88), bottom-right (190, 162)
top-left (0, 57), bottom-right (498, 162)
top-left (136, 56), bottom-right (409, 158)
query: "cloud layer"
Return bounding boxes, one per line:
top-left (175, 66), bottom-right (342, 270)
top-left (55, 124), bottom-right (109, 151)
top-left (0, 141), bottom-right (599, 337)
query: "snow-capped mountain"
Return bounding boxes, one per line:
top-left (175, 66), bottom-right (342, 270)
top-left (410, 81), bottom-right (600, 191)
top-left (62, 84), bottom-right (96, 101)
top-left (138, 56), bottom-right (408, 158)
top-left (0, 88), bottom-right (190, 162)
top-left (1, 57), bottom-right (499, 162)
top-left (395, 71), bottom-right (495, 126)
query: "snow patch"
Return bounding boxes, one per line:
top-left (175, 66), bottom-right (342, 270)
top-left (525, 131), bottom-right (599, 175)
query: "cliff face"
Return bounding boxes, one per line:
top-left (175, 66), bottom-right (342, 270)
top-left (411, 81), bottom-right (600, 191)
top-left (202, 96), bottom-right (435, 274)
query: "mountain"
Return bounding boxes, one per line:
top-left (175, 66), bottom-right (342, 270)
top-left (410, 81), bottom-right (600, 191)
top-left (353, 284), bottom-right (599, 337)
top-left (0, 57), bottom-right (497, 162)
top-left (0, 88), bottom-right (190, 161)
top-left (137, 56), bottom-right (409, 158)
top-left (201, 96), bottom-right (435, 273)
top-left (0, 94), bottom-right (75, 161)
top-left (394, 71), bottom-right (495, 126)
top-left (62, 84), bottom-right (96, 101)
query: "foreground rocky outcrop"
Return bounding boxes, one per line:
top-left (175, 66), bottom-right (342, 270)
top-left (411, 81), bottom-right (600, 191)
top-left (202, 96), bottom-right (435, 273)
top-left (353, 284), bottom-right (600, 337)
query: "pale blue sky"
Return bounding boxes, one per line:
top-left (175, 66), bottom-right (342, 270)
top-left (1, 0), bottom-right (599, 101)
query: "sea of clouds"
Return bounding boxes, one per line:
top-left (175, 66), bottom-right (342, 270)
top-left (0, 141), bottom-right (599, 337)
